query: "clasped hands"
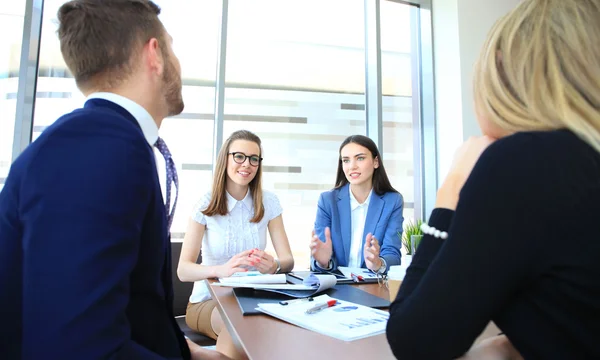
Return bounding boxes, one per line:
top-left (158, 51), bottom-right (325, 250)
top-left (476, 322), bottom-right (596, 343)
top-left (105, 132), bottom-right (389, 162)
top-left (216, 248), bottom-right (277, 277)
top-left (309, 227), bottom-right (383, 271)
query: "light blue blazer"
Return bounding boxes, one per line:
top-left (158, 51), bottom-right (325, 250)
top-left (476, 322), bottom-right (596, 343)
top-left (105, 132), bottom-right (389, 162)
top-left (312, 183), bottom-right (404, 272)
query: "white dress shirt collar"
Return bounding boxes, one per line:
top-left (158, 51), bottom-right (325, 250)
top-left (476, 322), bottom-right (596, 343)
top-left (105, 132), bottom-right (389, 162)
top-left (226, 190), bottom-right (253, 212)
top-left (87, 92), bottom-right (158, 146)
top-left (349, 187), bottom-right (372, 210)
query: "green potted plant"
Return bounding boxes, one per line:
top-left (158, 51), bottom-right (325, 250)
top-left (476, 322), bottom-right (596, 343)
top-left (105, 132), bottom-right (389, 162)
top-left (400, 219), bottom-right (423, 256)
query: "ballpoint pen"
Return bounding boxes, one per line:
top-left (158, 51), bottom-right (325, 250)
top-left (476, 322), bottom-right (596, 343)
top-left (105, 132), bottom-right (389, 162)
top-left (350, 273), bottom-right (364, 282)
top-left (305, 299), bottom-right (338, 314)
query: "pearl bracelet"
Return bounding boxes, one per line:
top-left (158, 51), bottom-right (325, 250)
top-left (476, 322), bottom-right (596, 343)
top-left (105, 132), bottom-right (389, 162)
top-left (420, 223), bottom-right (449, 239)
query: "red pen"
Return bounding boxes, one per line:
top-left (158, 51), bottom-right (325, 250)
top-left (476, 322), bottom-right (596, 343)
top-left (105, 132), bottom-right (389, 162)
top-left (351, 273), bottom-right (364, 282)
top-left (305, 299), bottom-right (338, 314)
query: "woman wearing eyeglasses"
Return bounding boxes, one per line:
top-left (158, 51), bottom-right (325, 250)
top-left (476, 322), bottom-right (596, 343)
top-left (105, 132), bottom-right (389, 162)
top-left (177, 130), bottom-right (294, 359)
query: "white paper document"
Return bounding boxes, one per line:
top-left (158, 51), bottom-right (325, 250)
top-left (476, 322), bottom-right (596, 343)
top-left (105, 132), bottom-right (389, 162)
top-left (337, 267), bottom-right (379, 280)
top-left (218, 272), bottom-right (287, 284)
top-left (213, 273), bottom-right (337, 298)
top-left (257, 294), bottom-right (389, 341)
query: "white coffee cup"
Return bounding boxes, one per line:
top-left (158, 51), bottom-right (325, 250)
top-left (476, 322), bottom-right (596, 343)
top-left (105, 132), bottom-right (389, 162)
top-left (388, 255), bottom-right (413, 300)
top-left (387, 265), bottom-right (405, 302)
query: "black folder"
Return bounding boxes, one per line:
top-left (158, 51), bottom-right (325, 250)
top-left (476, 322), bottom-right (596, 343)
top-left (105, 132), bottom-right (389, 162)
top-left (233, 285), bottom-right (391, 315)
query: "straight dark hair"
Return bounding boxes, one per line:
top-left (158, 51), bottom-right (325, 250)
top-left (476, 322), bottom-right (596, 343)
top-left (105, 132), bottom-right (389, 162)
top-left (334, 135), bottom-right (398, 196)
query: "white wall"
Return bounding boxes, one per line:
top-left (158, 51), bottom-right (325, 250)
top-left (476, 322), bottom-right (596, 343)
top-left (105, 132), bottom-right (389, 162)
top-left (432, 0), bottom-right (521, 183)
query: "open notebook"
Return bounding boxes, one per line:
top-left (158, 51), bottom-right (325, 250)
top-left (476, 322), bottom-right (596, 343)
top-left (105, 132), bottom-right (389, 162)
top-left (216, 272), bottom-right (288, 284)
top-left (288, 267), bottom-right (379, 285)
top-left (213, 272), bottom-right (337, 298)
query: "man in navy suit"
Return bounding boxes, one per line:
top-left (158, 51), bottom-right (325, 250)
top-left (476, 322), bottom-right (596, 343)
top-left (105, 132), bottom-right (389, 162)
top-left (0, 1), bottom-right (229, 359)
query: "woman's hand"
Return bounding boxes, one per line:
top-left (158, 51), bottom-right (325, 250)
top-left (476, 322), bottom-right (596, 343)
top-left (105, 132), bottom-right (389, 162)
top-left (363, 233), bottom-right (382, 271)
top-left (249, 249), bottom-right (278, 274)
top-left (310, 227), bottom-right (333, 268)
top-left (436, 136), bottom-right (496, 210)
top-left (214, 249), bottom-right (254, 278)
top-left (459, 335), bottom-right (523, 360)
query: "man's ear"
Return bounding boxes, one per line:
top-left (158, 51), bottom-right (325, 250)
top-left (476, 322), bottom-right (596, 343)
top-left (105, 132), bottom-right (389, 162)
top-left (145, 37), bottom-right (164, 76)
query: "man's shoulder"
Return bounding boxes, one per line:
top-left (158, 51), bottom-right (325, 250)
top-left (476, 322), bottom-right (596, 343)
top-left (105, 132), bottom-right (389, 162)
top-left (9, 107), bottom-right (153, 192)
top-left (49, 106), bottom-right (145, 140)
top-left (25, 107), bottom-right (148, 163)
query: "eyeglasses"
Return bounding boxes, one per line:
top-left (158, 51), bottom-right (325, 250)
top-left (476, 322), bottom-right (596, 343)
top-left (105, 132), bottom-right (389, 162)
top-left (229, 152), bottom-right (262, 167)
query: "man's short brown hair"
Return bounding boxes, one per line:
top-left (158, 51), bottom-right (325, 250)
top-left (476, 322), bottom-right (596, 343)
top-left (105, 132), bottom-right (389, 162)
top-left (57, 0), bottom-right (165, 92)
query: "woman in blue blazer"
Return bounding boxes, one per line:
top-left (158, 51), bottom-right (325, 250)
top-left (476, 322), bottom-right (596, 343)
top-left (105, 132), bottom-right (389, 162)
top-left (310, 135), bottom-right (404, 274)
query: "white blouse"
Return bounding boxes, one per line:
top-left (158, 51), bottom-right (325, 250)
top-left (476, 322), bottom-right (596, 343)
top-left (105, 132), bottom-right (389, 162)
top-left (188, 189), bottom-right (283, 303)
top-left (348, 188), bottom-right (372, 268)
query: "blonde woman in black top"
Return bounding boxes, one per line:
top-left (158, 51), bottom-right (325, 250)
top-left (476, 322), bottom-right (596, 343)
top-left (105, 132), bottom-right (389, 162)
top-left (386, 0), bottom-right (600, 359)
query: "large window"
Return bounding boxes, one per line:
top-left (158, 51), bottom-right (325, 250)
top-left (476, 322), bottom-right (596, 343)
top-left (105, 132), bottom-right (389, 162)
top-left (381, 0), bottom-right (415, 223)
top-left (33, 0), bottom-right (86, 145)
top-left (156, 2), bottom-right (220, 238)
top-left (224, 0), bottom-right (367, 269)
top-left (8, 0), bottom-right (431, 271)
top-left (0, 1), bottom-right (26, 191)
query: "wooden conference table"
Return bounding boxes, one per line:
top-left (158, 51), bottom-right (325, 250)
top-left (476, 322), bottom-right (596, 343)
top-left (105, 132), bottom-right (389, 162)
top-left (207, 280), bottom-right (396, 360)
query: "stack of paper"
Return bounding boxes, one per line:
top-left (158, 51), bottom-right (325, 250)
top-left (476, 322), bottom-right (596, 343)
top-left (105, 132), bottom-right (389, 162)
top-left (219, 272), bottom-right (287, 284)
top-left (257, 294), bottom-right (389, 341)
top-left (337, 267), bottom-right (379, 281)
top-left (213, 273), bottom-right (337, 298)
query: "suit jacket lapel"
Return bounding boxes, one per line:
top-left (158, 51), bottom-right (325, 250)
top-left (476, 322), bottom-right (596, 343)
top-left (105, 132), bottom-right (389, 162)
top-left (337, 184), bottom-right (352, 264)
top-left (362, 193), bottom-right (384, 264)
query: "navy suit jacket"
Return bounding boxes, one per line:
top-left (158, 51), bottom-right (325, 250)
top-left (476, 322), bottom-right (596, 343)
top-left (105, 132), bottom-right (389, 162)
top-left (0, 99), bottom-right (190, 359)
top-left (311, 184), bottom-right (404, 272)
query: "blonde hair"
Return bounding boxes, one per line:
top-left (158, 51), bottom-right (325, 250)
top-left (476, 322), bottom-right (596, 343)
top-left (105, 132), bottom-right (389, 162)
top-left (474, 0), bottom-right (600, 151)
top-left (202, 130), bottom-right (265, 223)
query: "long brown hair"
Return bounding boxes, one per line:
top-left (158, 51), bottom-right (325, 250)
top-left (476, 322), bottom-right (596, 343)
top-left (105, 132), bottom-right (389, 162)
top-left (334, 135), bottom-right (398, 196)
top-left (202, 130), bottom-right (265, 222)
